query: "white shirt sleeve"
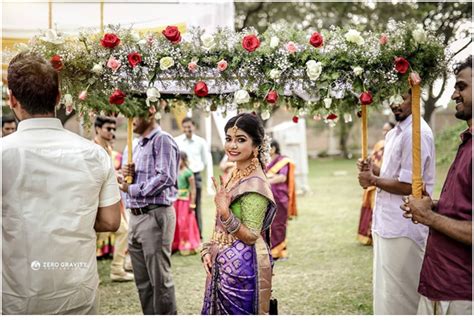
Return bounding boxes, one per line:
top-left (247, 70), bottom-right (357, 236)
top-left (398, 128), bottom-right (434, 186)
top-left (99, 154), bottom-right (121, 207)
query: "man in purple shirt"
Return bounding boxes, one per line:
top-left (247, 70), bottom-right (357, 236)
top-left (120, 105), bottom-right (179, 315)
top-left (401, 56), bottom-right (472, 315)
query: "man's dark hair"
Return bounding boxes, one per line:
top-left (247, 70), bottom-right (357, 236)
top-left (181, 117), bottom-right (195, 126)
top-left (271, 140), bottom-right (281, 155)
top-left (2, 116), bottom-right (16, 127)
top-left (454, 55), bottom-right (472, 75)
top-left (7, 52), bottom-right (59, 115)
top-left (94, 116), bottom-right (116, 129)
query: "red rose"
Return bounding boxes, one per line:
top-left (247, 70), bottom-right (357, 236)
top-left (327, 113), bottom-right (338, 120)
top-left (394, 56), bottom-right (410, 74)
top-left (50, 55), bottom-right (63, 71)
top-left (309, 32), bottom-right (324, 48)
top-left (265, 90), bottom-right (279, 104)
top-left (109, 89), bottom-right (126, 105)
top-left (292, 116), bottom-right (299, 123)
top-left (194, 81), bottom-right (208, 97)
top-left (100, 33), bottom-right (120, 49)
top-left (359, 91), bottom-right (373, 105)
top-left (127, 52), bottom-right (142, 68)
top-left (162, 26), bottom-right (181, 44)
top-left (242, 35), bottom-right (260, 52)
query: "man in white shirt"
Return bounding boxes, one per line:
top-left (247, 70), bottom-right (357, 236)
top-left (2, 52), bottom-right (121, 314)
top-left (174, 117), bottom-right (208, 239)
top-left (357, 92), bottom-right (435, 315)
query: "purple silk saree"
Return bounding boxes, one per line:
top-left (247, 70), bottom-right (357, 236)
top-left (201, 174), bottom-right (276, 315)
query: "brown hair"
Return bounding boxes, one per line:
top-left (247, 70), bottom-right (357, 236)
top-left (7, 52), bottom-right (59, 115)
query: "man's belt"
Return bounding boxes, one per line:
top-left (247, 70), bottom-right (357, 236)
top-left (130, 204), bottom-right (169, 215)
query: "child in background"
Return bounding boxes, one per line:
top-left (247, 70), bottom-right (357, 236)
top-left (172, 151), bottom-right (201, 255)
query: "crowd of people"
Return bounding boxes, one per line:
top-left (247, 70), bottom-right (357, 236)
top-left (1, 50), bottom-right (471, 315)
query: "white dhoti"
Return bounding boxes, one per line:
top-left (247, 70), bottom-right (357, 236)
top-left (373, 232), bottom-right (425, 315)
top-left (417, 295), bottom-right (473, 315)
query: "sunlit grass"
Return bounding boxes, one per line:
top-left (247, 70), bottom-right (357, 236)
top-left (98, 158), bottom-right (450, 314)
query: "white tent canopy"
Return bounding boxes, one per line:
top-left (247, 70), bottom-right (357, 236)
top-left (2, 0), bottom-right (235, 38)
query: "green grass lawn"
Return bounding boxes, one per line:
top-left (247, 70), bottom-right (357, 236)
top-left (97, 158), bottom-right (450, 315)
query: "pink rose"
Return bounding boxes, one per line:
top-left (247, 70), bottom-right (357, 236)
top-left (65, 106), bottom-right (74, 115)
top-left (107, 56), bottom-right (121, 72)
top-left (409, 71), bottom-right (421, 86)
top-left (188, 61), bottom-right (198, 73)
top-left (379, 33), bottom-right (388, 45)
top-left (78, 90), bottom-right (87, 101)
top-left (217, 59), bottom-right (228, 72)
top-left (147, 35), bottom-right (154, 45)
top-left (286, 41), bottom-right (297, 54)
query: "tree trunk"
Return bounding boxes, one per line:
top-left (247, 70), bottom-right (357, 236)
top-left (423, 95), bottom-right (438, 125)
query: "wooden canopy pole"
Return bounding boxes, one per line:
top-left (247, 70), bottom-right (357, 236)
top-left (361, 104), bottom-right (368, 160)
top-left (100, 0), bottom-right (104, 33)
top-left (126, 117), bottom-right (133, 184)
top-left (411, 81), bottom-right (423, 198)
top-left (48, 0), bottom-right (53, 29)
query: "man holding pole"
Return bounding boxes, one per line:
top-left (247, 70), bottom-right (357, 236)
top-left (401, 56), bottom-right (472, 315)
top-left (357, 92), bottom-right (436, 314)
top-left (119, 106), bottom-right (180, 315)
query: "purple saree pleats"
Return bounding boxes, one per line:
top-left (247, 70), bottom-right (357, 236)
top-left (202, 240), bottom-right (257, 315)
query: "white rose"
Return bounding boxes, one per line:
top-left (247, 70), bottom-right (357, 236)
top-left (131, 32), bottom-right (141, 42)
top-left (353, 66), bottom-right (364, 76)
top-left (160, 57), bottom-right (175, 70)
top-left (323, 97), bottom-right (332, 109)
top-left (345, 29), bottom-right (364, 46)
top-left (40, 29), bottom-right (64, 45)
top-left (261, 110), bottom-right (271, 120)
top-left (269, 69), bottom-right (281, 80)
top-left (146, 87), bottom-right (161, 106)
top-left (306, 60), bottom-right (322, 81)
top-left (64, 94), bottom-right (73, 106)
top-left (412, 27), bottom-right (427, 44)
top-left (91, 63), bottom-right (103, 75)
top-left (389, 94), bottom-right (404, 106)
top-left (16, 43), bottom-right (29, 52)
top-left (343, 113), bottom-right (353, 123)
top-left (201, 33), bottom-right (216, 51)
top-left (137, 39), bottom-right (147, 47)
top-left (234, 89), bottom-right (250, 105)
top-left (270, 36), bottom-right (280, 49)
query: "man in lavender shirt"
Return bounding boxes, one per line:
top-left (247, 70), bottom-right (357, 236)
top-left (357, 92), bottom-right (435, 314)
top-left (120, 105), bottom-right (179, 315)
top-left (401, 56), bottom-right (472, 315)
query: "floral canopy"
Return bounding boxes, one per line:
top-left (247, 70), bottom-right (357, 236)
top-left (18, 21), bottom-right (445, 125)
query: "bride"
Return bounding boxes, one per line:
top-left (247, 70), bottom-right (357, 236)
top-left (200, 113), bottom-right (277, 315)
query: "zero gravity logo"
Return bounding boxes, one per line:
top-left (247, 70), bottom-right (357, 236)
top-left (30, 260), bottom-right (89, 271)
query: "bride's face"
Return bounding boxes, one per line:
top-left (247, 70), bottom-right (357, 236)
top-left (225, 127), bottom-right (255, 163)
